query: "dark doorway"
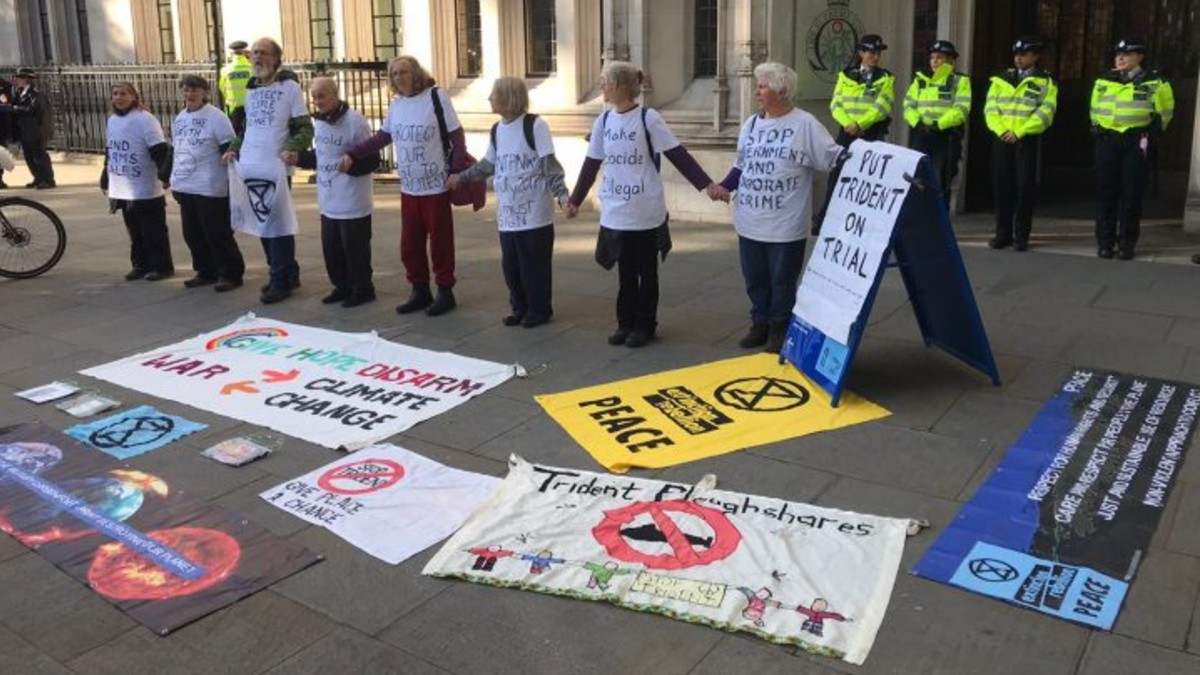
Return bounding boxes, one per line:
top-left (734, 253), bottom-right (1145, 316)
top-left (965, 0), bottom-right (1199, 218)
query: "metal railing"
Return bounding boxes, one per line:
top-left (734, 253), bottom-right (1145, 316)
top-left (7, 60), bottom-right (397, 172)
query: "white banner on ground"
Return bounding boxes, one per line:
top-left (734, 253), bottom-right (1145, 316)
top-left (230, 159), bottom-right (299, 238)
top-left (261, 444), bottom-right (500, 564)
top-left (81, 315), bottom-right (517, 451)
top-left (424, 457), bottom-right (911, 665)
top-left (792, 140), bottom-right (923, 343)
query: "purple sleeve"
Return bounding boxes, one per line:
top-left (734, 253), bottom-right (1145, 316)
top-left (347, 129), bottom-right (392, 158)
top-left (663, 146), bottom-right (713, 190)
top-left (449, 127), bottom-right (468, 170)
top-left (719, 167), bottom-right (742, 192)
top-left (569, 157), bottom-right (603, 206)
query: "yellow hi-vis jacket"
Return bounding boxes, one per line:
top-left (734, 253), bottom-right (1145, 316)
top-left (830, 67), bottom-right (895, 132)
top-left (984, 68), bottom-right (1058, 139)
top-left (1090, 69), bottom-right (1174, 133)
top-left (903, 63), bottom-right (971, 131)
top-left (219, 54), bottom-right (253, 114)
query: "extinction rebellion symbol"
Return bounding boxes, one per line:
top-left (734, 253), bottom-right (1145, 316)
top-left (713, 377), bottom-right (810, 412)
top-left (968, 557), bottom-right (1020, 583)
top-left (245, 178), bottom-right (277, 223)
top-left (89, 415), bottom-right (177, 449)
top-left (805, 0), bottom-right (865, 84)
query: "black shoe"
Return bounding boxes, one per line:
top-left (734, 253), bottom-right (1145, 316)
top-left (34, 181), bottom-right (55, 190)
top-left (341, 292), bottom-right (376, 308)
top-left (762, 321), bottom-right (788, 354)
top-left (1013, 241), bottom-right (1029, 252)
top-left (214, 279), bottom-right (242, 292)
top-left (738, 322), bottom-right (769, 349)
top-left (1097, 247), bottom-right (1115, 259)
top-left (322, 289), bottom-right (350, 304)
top-left (625, 330), bottom-right (655, 348)
top-left (503, 315), bottom-right (523, 327)
top-left (260, 286), bottom-right (292, 304)
top-left (262, 278), bottom-right (300, 293)
top-left (426, 285), bottom-right (456, 316)
top-left (144, 270), bottom-right (173, 282)
top-left (24, 181), bottom-right (36, 188)
top-left (608, 328), bottom-right (631, 346)
top-left (396, 283), bottom-right (433, 314)
top-left (1192, 254), bottom-right (1200, 265)
top-left (124, 268), bottom-right (147, 281)
top-left (0, 182), bottom-right (8, 189)
top-left (987, 237), bottom-right (1012, 250)
top-left (184, 275), bottom-right (217, 288)
top-left (1117, 249), bottom-right (1134, 261)
top-left (521, 315), bottom-right (550, 328)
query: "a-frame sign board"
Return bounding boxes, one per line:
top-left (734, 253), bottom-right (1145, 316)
top-left (782, 139), bottom-right (1000, 406)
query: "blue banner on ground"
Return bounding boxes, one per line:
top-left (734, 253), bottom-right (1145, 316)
top-left (914, 369), bottom-right (1200, 629)
top-left (66, 405), bottom-right (207, 459)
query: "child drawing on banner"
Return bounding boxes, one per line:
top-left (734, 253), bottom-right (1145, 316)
top-left (467, 545), bottom-right (514, 572)
top-left (737, 586), bottom-right (784, 627)
top-left (566, 61), bottom-right (721, 349)
top-left (795, 597), bottom-right (850, 637)
top-left (521, 549), bottom-right (566, 575)
top-left (583, 560), bottom-right (633, 592)
top-left (447, 77), bottom-right (568, 329)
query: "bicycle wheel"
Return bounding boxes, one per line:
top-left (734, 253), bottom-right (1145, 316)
top-left (0, 197), bottom-right (67, 279)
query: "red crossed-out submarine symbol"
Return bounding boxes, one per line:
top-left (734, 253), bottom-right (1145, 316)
top-left (592, 500), bottom-right (742, 570)
top-left (220, 368), bottom-right (300, 395)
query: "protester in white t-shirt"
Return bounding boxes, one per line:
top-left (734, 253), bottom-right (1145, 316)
top-left (101, 81), bottom-right (175, 282)
top-left (448, 77), bottom-right (568, 328)
top-left (222, 37), bottom-right (314, 305)
top-left (566, 61), bottom-right (720, 348)
top-left (170, 74), bottom-right (244, 293)
top-left (284, 77), bottom-right (380, 308)
top-left (711, 62), bottom-right (844, 353)
top-left (344, 56), bottom-right (470, 317)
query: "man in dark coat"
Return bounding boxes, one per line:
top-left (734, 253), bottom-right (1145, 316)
top-left (12, 68), bottom-right (55, 189)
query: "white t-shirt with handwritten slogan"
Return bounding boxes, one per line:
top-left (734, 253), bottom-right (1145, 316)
top-left (314, 109), bottom-right (374, 220)
top-left (240, 78), bottom-right (309, 164)
top-left (105, 109), bottom-right (166, 201)
top-left (585, 106), bottom-right (679, 231)
top-left (486, 115), bottom-right (556, 232)
top-left (171, 103), bottom-right (236, 197)
top-left (384, 87), bottom-right (459, 196)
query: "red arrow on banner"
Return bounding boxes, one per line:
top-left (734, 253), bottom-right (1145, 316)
top-left (262, 369), bottom-right (300, 384)
top-left (220, 380), bottom-right (260, 396)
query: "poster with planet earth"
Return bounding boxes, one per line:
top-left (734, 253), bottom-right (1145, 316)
top-left (0, 423), bottom-right (320, 635)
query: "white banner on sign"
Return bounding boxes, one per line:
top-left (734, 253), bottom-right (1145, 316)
top-left (792, 140), bottom-right (924, 344)
top-left (81, 314), bottom-right (516, 450)
top-left (261, 444), bottom-right (500, 564)
top-left (424, 457), bottom-right (911, 665)
top-left (230, 159), bottom-right (299, 238)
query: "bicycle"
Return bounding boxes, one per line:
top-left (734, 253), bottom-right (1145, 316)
top-left (0, 147), bottom-right (66, 279)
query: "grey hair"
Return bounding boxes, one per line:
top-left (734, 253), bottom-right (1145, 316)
top-left (490, 77), bottom-right (530, 118)
top-left (310, 76), bottom-right (339, 96)
top-left (754, 62), bottom-right (798, 101)
top-left (601, 61), bottom-right (644, 101)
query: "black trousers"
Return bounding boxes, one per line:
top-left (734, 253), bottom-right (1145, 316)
top-left (122, 196), bottom-right (173, 275)
top-left (614, 228), bottom-right (659, 333)
top-left (499, 224), bottom-right (554, 321)
top-left (910, 128), bottom-right (962, 211)
top-left (992, 136), bottom-right (1041, 245)
top-left (175, 191), bottom-right (244, 282)
top-left (320, 213), bottom-right (374, 295)
top-left (20, 139), bottom-right (54, 185)
top-left (1094, 132), bottom-right (1149, 252)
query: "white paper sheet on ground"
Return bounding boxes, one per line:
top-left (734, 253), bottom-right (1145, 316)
top-left (80, 314), bottom-right (516, 450)
top-left (792, 140), bottom-right (924, 343)
top-left (424, 457), bottom-right (911, 665)
top-left (261, 444), bottom-right (500, 564)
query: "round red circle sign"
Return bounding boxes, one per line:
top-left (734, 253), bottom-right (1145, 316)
top-left (592, 500), bottom-right (742, 570)
top-left (316, 458), bottom-right (405, 495)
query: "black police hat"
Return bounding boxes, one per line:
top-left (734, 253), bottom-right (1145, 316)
top-left (14, 67), bottom-right (37, 79)
top-left (858, 34), bottom-right (887, 52)
top-left (1012, 36), bottom-right (1044, 53)
top-left (228, 40), bottom-right (249, 51)
top-left (1114, 38), bottom-right (1147, 54)
top-left (928, 40), bottom-right (959, 58)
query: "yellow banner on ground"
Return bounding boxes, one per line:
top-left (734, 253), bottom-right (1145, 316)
top-left (536, 354), bottom-right (889, 473)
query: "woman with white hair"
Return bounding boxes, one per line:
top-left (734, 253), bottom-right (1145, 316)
top-left (711, 61), bottom-right (845, 353)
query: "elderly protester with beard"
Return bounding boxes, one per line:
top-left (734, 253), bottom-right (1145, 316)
top-left (222, 37), bottom-right (314, 304)
top-left (101, 81), bottom-right (175, 282)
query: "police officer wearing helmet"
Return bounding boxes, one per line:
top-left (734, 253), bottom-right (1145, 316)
top-left (815, 33), bottom-right (895, 232)
top-left (1090, 38), bottom-right (1174, 260)
top-left (985, 36), bottom-right (1057, 251)
top-left (903, 39), bottom-right (971, 210)
top-left (219, 40), bottom-right (253, 129)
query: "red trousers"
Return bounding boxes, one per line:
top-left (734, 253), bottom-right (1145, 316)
top-left (400, 191), bottom-right (456, 287)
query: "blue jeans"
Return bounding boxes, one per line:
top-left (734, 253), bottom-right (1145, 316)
top-left (261, 235), bottom-right (299, 290)
top-left (738, 236), bottom-right (807, 324)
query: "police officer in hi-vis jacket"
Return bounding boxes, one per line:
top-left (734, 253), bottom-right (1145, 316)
top-left (985, 36), bottom-right (1057, 252)
top-left (1090, 38), bottom-right (1174, 260)
top-left (904, 40), bottom-right (971, 211)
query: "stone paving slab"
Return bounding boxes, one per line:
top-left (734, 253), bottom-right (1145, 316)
top-left (1076, 633), bottom-right (1200, 675)
top-left (0, 624), bottom-right (76, 675)
top-left (262, 627), bottom-right (452, 674)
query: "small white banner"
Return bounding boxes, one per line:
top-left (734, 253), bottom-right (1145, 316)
top-left (424, 457), bottom-right (911, 665)
top-left (261, 444), bottom-right (500, 564)
top-left (230, 159), bottom-right (299, 238)
top-left (81, 315), bottom-right (516, 450)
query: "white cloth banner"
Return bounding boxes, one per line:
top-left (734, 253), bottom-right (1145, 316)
top-left (261, 444), bottom-right (500, 564)
top-left (792, 140), bottom-right (924, 344)
top-left (229, 159), bottom-right (299, 238)
top-left (81, 315), bottom-right (517, 450)
top-left (424, 457), bottom-right (911, 665)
